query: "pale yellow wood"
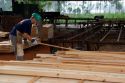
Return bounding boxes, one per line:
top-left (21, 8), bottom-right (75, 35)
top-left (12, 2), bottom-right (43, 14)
top-left (0, 65), bottom-right (125, 82)
top-left (84, 81), bottom-right (109, 83)
top-left (28, 76), bottom-right (41, 83)
top-left (36, 77), bottom-right (79, 83)
top-left (36, 54), bottom-right (56, 58)
top-left (0, 61), bottom-right (125, 74)
top-left (0, 74), bottom-right (33, 83)
top-left (56, 51), bottom-right (125, 60)
top-left (55, 51), bottom-right (125, 66)
top-left (60, 57), bottom-right (125, 66)
top-left (35, 54), bottom-right (60, 63)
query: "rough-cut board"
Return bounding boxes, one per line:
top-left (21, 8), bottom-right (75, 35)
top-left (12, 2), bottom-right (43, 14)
top-left (0, 74), bottom-right (33, 83)
top-left (56, 51), bottom-right (125, 60)
top-left (36, 50), bottom-right (125, 66)
top-left (0, 74), bottom-right (114, 83)
top-left (54, 51), bottom-right (125, 66)
top-left (56, 51), bottom-right (125, 58)
top-left (1, 60), bottom-right (125, 74)
top-left (0, 65), bottom-right (125, 82)
top-left (0, 61), bottom-right (125, 83)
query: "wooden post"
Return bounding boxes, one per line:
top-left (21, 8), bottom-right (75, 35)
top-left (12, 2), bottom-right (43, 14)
top-left (37, 21), bottom-right (42, 41)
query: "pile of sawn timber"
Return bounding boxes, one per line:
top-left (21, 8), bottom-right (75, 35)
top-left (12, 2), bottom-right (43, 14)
top-left (35, 51), bottom-right (125, 66)
top-left (0, 51), bottom-right (125, 83)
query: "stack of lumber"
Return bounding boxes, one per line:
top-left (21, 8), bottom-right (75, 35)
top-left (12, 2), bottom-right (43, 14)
top-left (35, 51), bottom-right (125, 66)
top-left (0, 31), bottom-right (9, 38)
top-left (0, 60), bottom-right (125, 83)
top-left (0, 41), bottom-right (13, 53)
top-left (56, 51), bottom-right (125, 66)
top-left (0, 50), bottom-right (125, 82)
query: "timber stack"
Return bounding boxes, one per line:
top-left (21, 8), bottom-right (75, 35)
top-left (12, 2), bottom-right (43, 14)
top-left (0, 50), bottom-right (125, 83)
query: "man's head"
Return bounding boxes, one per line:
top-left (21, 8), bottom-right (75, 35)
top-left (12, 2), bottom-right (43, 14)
top-left (31, 13), bottom-right (41, 24)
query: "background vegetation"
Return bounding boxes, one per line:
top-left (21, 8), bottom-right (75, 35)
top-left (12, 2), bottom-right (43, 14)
top-left (15, 0), bottom-right (125, 18)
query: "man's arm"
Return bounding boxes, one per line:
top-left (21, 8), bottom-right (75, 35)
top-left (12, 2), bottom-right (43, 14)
top-left (22, 33), bottom-right (32, 41)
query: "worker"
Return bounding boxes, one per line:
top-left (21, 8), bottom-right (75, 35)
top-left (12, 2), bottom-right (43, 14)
top-left (9, 13), bottom-right (42, 60)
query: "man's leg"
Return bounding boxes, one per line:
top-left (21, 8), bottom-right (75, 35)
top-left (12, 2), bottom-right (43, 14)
top-left (9, 34), bottom-right (17, 54)
top-left (9, 34), bottom-right (24, 61)
top-left (16, 31), bottom-right (24, 61)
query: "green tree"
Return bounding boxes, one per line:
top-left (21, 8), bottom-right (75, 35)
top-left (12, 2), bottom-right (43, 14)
top-left (68, 7), bottom-right (72, 13)
top-left (103, 1), bottom-right (108, 13)
top-left (109, 0), bottom-right (123, 13)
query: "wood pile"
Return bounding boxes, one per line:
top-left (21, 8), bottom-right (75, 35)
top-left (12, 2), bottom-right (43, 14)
top-left (0, 60), bottom-right (125, 83)
top-left (0, 51), bottom-right (125, 83)
top-left (35, 51), bottom-right (125, 66)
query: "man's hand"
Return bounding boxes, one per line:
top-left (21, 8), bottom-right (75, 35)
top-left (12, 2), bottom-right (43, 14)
top-left (31, 38), bottom-right (38, 45)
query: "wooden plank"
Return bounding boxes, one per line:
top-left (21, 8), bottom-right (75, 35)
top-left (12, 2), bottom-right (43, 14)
top-left (0, 74), bottom-right (116, 83)
top-left (36, 54), bottom-right (56, 58)
top-left (84, 81), bottom-right (110, 83)
top-left (28, 76), bottom-right (41, 83)
top-left (60, 57), bottom-right (125, 66)
top-left (0, 65), bottom-right (125, 82)
top-left (56, 51), bottom-right (125, 59)
top-left (0, 61), bottom-right (125, 74)
top-left (0, 74), bottom-right (33, 83)
top-left (36, 54), bottom-right (125, 66)
top-left (39, 43), bottom-right (77, 50)
top-left (36, 77), bottom-right (79, 83)
top-left (35, 54), bottom-right (59, 62)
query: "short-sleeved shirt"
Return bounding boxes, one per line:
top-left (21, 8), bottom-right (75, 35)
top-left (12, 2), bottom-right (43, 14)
top-left (10, 19), bottom-right (32, 36)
